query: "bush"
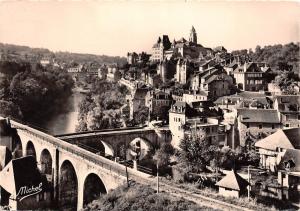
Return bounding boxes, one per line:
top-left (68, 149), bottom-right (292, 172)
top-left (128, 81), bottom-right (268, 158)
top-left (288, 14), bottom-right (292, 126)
top-left (82, 183), bottom-right (214, 211)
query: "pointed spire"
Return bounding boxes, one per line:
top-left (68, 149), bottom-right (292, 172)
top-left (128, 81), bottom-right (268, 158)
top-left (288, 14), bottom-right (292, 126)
top-left (189, 26), bottom-right (197, 44)
top-left (191, 25), bottom-right (196, 32)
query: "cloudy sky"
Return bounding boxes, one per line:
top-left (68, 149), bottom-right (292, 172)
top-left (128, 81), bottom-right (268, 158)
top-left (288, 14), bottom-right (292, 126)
top-left (0, 1), bottom-right (299, 56)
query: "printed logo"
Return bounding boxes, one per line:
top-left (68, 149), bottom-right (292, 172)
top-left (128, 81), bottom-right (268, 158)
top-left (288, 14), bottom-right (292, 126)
top-left (16, 182), bottom-right (43, 201)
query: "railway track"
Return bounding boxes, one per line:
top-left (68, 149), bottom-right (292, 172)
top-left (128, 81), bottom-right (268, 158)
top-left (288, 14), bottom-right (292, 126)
top-left (129, 173), bottom-right (254, 211)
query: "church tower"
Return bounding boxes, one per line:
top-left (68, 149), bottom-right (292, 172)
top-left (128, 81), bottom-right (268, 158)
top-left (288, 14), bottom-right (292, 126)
top-left (189, 26), bottom-right (197, 44)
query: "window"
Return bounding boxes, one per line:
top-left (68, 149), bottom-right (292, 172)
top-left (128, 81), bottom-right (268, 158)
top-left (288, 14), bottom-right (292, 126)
top-left (285, 124), bottom-right (290, 128)
top-left (259, 124), bottom-right (262, 129)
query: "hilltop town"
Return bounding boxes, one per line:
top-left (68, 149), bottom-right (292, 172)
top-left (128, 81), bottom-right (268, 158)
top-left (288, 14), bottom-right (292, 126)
top-left (0, 26), bottom-right (300, 210)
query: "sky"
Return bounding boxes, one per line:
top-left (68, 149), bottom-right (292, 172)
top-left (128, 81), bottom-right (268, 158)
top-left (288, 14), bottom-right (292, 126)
top-left (0, 1), bottom-right (299, 57)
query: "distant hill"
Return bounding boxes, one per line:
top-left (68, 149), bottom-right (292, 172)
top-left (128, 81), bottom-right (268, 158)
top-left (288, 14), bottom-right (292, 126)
top-left (0, 43), bottom-right (127, 65)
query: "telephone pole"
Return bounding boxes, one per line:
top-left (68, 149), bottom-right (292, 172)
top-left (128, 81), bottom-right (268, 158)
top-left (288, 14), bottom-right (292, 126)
top-left (156, 162), bottom-right (159, 193)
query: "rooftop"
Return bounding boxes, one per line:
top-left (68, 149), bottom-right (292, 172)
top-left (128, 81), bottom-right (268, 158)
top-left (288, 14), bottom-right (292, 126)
top-left (237, 109), bottom-right (280, 123)
top-left (216, 170), bottom-right (249, 191)
top-left (255, 128), bottom-right (300, 151)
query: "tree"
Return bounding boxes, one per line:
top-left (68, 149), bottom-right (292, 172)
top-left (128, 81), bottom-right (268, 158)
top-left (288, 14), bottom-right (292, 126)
top-left (177, 129), bottom-right (216, 173)
top-left (153, 143), bottom-right (174, 168)
top-left (133, 105), bottom-right (149, 125)
top-left (0, 100), bottom-right (23, 119)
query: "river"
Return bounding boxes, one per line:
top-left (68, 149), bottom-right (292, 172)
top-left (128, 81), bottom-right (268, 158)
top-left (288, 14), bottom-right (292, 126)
top-left (43, 91), bottom-right (84, 135)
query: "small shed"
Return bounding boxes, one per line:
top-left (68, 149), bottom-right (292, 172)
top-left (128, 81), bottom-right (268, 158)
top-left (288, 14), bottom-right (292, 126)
top-left (216, 170), bottom-right (249, 198)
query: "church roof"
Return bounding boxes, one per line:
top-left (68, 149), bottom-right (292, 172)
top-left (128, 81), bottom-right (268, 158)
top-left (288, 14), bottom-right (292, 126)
top-left (216, 170), bottom-right (249, 191)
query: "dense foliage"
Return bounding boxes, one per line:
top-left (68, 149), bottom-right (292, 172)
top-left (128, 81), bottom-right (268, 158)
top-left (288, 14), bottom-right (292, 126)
top-left (153, 143), bottom-right (174, 168)
top-left (82, 183), bottom-right (214, 211)
top-left (232, 42), bottom-right (299, 73)
top-left (177, 131), bottom-right (260, 174)
top-left (76, 79), bottom-right (129, 131)
top-left (178, 135), bottom-right (218, 173)
top-left (0, 61), bottom-right (74, 123)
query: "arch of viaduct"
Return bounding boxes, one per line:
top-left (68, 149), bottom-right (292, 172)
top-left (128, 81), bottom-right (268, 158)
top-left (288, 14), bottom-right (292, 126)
top-left (56, 127), bottom-right (172, 158)
top-left (9, 120), bottom-right (131, 210)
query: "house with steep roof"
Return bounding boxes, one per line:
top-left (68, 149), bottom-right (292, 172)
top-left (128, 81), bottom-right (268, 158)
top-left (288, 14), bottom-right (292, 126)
top-left (273, 95), bottom-right (300, 128)
top-left (0, 156), bottom-right (52, 210)
top-left (277, 149), bottom-right (300, 189)
top-left (237, 108), bottom-right (282, 147)
top-left (201, 73), bottom-right (233, 99)
top-left (224, 63), bottom-right (238, 76)
top-left (216, 170), bottom-right (249, 198)
top-left (233, 62), bottom-right (267, 91)
top-left (255, 128), bottom-right (300, 171)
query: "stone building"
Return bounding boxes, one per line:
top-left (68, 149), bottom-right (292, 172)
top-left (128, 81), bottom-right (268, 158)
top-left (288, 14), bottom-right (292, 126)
top-left (150, 27), bottom-right (213, 62)
top-left (145, 89), bottom-right (172, 120)
top-left (182, 90), bottom-right (208, 103)
top-left (237, 108), bottom-right (282, 147)
top-left (233, 62), bottom-right (267, 91)
top-left (191, 66), bottom-right (224, 91)
top-left (107, 64), bottom-right (121, 82)
top-left (278, 149), bottom-right (300, 190)
top-left (255, 128), bottom-right (300, 171)
top-left (150, 35), bottom-right (171, 62)
top-left (128, 87), bottom-right (151, 119)
top-left (169, 101), bottom-right (225, 148)
top-left (156, 58), bottom-right (168, 83)
top-left (175, 58), bottom-right (194, 84)
top-left (127, 52), bottom-right (138, 65)
top-left (201, 73), bottom-right (233, 99)
top-left (273, 95), bottom-right (300, 129)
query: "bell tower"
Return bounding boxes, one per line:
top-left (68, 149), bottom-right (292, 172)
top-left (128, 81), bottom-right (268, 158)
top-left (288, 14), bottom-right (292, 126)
top-left (189, 26), bottom-right (197, 44)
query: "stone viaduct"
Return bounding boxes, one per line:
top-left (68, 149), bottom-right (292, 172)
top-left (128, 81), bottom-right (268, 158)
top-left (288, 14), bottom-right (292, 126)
top-left (56, 127), bottom-right (172, 159)
top-left (3, 119), bottom-right (167, 210)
